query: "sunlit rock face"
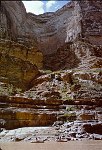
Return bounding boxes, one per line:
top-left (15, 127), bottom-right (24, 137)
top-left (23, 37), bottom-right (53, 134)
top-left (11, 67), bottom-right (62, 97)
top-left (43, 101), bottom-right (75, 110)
top-left (0, 1), bottom-right (43, 89)
top-left (0, 1), bottom-right (27, 40)
top-left (1, 0), bottom-right (102, 55)
top-left (0, 0), bottom-right (102, 89)
top-left (1, 0), bottom-right (102, 72)
top-left (1, 1), bottom-right (102, 55)
top-left (0, 39), bottom-right (43, 90)
top-left (1, 1), bottom-right (80, 54)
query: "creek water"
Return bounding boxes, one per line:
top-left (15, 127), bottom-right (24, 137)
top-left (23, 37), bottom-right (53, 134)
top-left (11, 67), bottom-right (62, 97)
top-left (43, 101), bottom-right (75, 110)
top-left (0, 141), bottom-right (102, 150)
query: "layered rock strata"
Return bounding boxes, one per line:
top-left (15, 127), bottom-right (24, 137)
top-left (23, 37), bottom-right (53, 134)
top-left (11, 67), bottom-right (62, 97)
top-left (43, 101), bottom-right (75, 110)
top-left (1, 1), bottom-right (101, 71)
top-left (0, 40), bottom-right (43, 89)
top-left (0, 95), bottom-right (63, 129)
top-left (44, 40), bottom-right (102, 70)
top-left (0, 68), bottom-right (102, 130)
top-left (0, 105), bottom-right (102, 142)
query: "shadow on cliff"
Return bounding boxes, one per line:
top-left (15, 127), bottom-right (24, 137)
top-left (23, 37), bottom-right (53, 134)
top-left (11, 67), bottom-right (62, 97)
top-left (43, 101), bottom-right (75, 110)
top-left (43, 42), bottom-right (80, 71)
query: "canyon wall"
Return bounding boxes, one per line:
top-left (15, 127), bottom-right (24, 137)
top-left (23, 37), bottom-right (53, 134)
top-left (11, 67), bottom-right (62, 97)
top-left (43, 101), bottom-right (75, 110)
top-left (0, 0), bottom-right (102, 77)
top-left (79, 0), bottom-right (102, 45)
top-left (0, 1), bottom-right (102, 133)
top-left (1, 1), bottom-right (102, 56)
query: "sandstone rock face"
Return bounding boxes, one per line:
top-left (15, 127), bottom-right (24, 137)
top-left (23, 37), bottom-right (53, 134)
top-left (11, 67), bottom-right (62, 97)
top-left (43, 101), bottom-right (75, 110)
top-left (0, 53), bottom-right (38, 90)
top-left (79, 0), bottom-right (102, 45)
top-left (44, 40), bottom-right (102, 71)
top-left (1, 0), bottom-right (102, 71)
top-left (18, 68), bottom-right (102, 105)
top-left (0, 40), bottom-right (43, 69)
top-left (0, 39), bottom-right (43, 90)
top-left (0, 68), bottom-right (102, 132)
top-left (44, 43), bottom-right (80, 71)
top-left (1, 1), bottom-right (102, 55)
top-left (0, 95), bottom-right (63, 129)
top-left (0, 1), bottom-right (27, 40)
top-left (1, 1), bottom-right (80, 54)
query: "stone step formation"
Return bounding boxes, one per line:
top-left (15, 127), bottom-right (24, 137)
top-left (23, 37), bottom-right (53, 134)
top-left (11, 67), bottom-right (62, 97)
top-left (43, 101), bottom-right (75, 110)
top-left (0, 68), bottom-right (102, 141)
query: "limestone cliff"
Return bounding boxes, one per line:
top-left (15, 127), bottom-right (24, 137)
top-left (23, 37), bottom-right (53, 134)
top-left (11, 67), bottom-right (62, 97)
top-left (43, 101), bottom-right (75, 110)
top-left (0, 1), bottom-right (81, 54)
top-left (0, 0), bottom-right (102, 136)
top-left (1, 0), bottom-right (102, 71)
top-left (0, 1), bottom-right (43, 89)
top-left (1, 0), bottom-right (102, 54)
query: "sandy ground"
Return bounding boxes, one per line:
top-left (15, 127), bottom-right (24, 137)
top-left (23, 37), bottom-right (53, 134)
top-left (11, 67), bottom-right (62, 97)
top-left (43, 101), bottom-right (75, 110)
top-left (0, 141), bottom-right (102, 150)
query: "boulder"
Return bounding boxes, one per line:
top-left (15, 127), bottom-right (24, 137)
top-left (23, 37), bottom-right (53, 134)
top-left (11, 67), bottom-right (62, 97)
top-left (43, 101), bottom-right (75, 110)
top-left (83, 123), bottom-right (102, 134)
